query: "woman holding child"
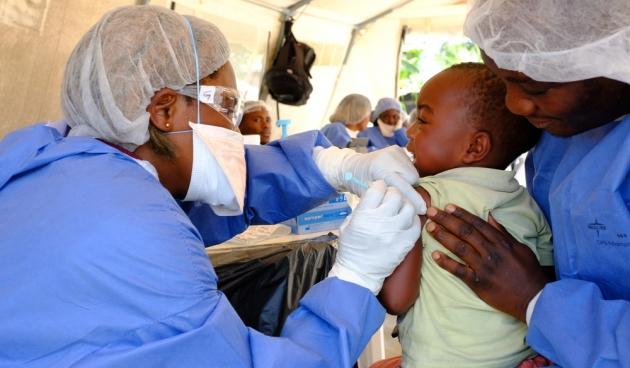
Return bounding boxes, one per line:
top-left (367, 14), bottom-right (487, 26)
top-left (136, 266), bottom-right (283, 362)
top-left (428, 1), bottom-right (630, 366)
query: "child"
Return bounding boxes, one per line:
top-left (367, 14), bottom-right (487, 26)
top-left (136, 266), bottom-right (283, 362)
top-left (378, 63), bottom-right (554, 368)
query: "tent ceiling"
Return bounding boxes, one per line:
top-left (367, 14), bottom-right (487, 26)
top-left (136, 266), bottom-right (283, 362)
top-left (242, 0), bottom-right (469, 30)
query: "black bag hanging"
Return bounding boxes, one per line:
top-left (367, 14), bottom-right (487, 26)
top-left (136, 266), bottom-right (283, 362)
top-left (264, 19), bottom-right (316, 106)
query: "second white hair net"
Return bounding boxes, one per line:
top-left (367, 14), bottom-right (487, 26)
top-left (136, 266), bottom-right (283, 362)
top-left (465, 0), bottom-right (630, 84)
top-left (371, 98), bottom-right (401, 122)
top-left (329, 94), bottom-right (372, 125)
top-left (243, 100), bottom-right (271, 115)
top-left (62, 5), bottom-right (230, 149)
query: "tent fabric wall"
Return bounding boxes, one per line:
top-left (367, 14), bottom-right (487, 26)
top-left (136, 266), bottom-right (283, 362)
top-left (0, 0), bottom-right (284, 140)
top-left (0, 0), bottom-right (131, 139)
top-left (0, 0), bottom-right (468, 140)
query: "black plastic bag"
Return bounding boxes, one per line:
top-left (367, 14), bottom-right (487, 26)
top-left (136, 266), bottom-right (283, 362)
top-left (214, 234), bottom-right (337, 336)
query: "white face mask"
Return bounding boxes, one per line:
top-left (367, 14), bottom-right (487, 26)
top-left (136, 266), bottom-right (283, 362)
top-left (177, 19), bottom-right (246, 215)
top-left (184, 122), bottom-right (246, 216)
top-left (377, 119), bottom-right (397, 137)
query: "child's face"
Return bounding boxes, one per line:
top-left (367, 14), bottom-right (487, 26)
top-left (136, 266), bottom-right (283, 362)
top-left (406, 70), bottom-right (477, 176)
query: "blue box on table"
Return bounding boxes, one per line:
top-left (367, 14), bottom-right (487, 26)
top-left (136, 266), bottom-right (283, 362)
top-left (284, 193), bottom-right (352, 234)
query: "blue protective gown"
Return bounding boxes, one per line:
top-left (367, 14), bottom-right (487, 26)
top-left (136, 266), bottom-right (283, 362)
top-left (357, 126), bottom-right (408, 151)
top-left (182, 130), bottom-right (337, 245)
top-left (525, 115), bottom-right (630, 367)
top-left (0, 125), bottom-right (385, 367)
top-left (320, 122), bottom-right (352, 148)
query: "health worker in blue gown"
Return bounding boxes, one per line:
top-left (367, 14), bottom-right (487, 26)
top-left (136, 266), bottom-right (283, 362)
top-left (320, 93), bottom-right (372, 148)
top-left (425, 1), bottom-right (630, 367)
top-left (358, 97), bottom-right (408, 151)
top-left (0, 6), bottom-right (426, 367)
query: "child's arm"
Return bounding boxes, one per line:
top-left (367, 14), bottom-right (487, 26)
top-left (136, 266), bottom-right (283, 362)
top-left (378, 186), bottom-right (431, 315)
top-left (378, 239), bottom-right (422, 315)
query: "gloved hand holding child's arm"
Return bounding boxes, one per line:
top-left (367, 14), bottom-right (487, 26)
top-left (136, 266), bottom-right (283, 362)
top-left (328, 180), bottom-right (422, 294)
top-left (313, 145), bottom-right (426, 215)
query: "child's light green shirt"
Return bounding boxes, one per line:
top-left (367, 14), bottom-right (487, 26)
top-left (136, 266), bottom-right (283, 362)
top-left (399, 167), bottom-right (553, 368)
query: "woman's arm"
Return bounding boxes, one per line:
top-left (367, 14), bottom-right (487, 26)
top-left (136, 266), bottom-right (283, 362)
top-left (378, 186), bottom-right (430, 315)
top-left (527, 279), bottom-right (630, 366)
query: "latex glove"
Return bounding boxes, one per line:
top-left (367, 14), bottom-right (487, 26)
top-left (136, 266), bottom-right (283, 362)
top-left (328, 180), bottom-right (421, 294)
top-left (313, 145), bottom-right (426, 214)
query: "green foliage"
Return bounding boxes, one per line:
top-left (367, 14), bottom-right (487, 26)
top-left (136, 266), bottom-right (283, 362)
top-left (399, 49), bottom-right (422, 81)
top-left (398, 49), bottom-right (425, 99)
top-left (398, 39), bottom-right (481, 104)
top-left (435, 40), bottom-right (481, 68)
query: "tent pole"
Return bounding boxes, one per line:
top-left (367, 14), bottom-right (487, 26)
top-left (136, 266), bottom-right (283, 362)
top-left (355, 0), bottom-right (414, 30)
top-left (239, 0), bottom-right (283, 13)
top-left (323, 28), bottom-right (357, 121)
top-left (323, 0), bottom-right (414, 118)
top-left (394, 25), bottom-right (409, 99)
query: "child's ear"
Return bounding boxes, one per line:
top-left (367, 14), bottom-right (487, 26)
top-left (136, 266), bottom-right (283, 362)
top-left (462, 131), bottom-right (491, 164)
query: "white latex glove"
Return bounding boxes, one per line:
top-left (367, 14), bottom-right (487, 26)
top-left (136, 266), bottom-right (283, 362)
top-left (328, 180), bottom-right (421, 294)
top-left (313, 145), bottom-right (426, 214)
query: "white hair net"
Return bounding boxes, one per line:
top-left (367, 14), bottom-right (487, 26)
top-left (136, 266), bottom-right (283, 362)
top-left (465, 0), bottom-right (630, 84)
top-left (243, 100), bottom-right (270, 115)
top-left (371, 97), bottom-right (401, 122)
top-left (329, 94), bottom-right (372, 125)
top-left (62, 5), bottom-right (230, 149)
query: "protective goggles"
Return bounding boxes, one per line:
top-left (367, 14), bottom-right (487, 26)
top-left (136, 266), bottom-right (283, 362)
top-left (178, 85), bottom-right (244, 127)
